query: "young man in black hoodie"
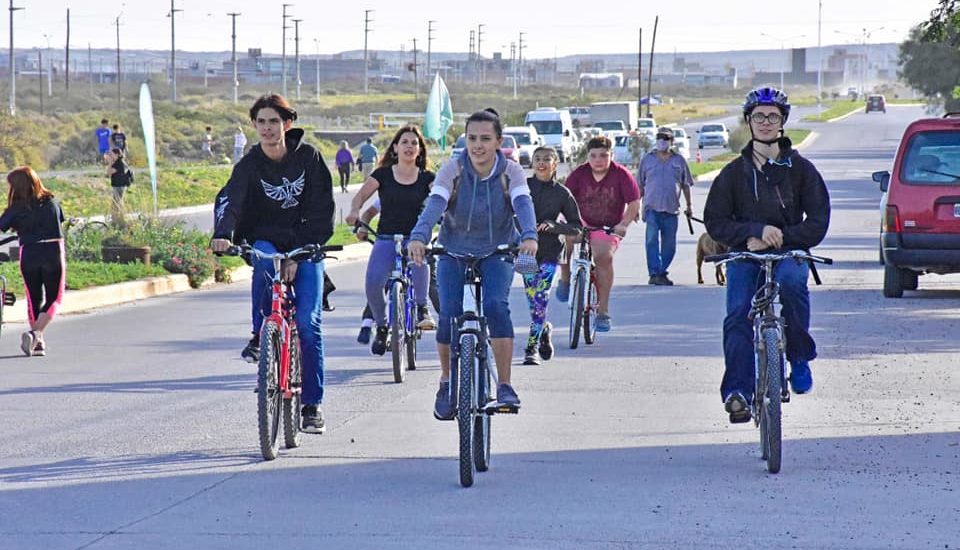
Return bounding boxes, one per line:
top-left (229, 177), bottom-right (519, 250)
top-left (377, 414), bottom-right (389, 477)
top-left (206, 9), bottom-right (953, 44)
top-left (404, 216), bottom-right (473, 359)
top-left (211, 94), bottom-right (335, 433)
top-left (703, 87), bottom-right (830, 424)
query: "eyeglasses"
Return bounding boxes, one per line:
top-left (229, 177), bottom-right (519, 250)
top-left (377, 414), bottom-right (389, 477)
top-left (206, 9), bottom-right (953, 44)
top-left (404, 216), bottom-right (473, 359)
top-left (749, 112), bottom-right (783, 124)
top-left (655, 134), bottom-right (673, 141)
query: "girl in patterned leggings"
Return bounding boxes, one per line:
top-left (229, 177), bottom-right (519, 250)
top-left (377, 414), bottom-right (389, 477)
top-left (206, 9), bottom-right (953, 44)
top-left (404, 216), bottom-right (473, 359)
top-left (522, 147), bottom-right (582, 365)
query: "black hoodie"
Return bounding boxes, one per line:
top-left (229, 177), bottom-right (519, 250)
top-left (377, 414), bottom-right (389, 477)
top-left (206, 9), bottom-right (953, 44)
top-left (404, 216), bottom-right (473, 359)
top-left (213, 128), bottom-right (334, 252)
top-left (704, 137), bottom-right (830, 251)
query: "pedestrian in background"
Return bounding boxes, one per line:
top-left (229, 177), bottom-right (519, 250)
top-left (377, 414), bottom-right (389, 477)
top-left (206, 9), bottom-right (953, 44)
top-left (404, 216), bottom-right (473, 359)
top-left (106, 148), bottom-right (133, 225)
top-left (233, 126), bottom-right (248, 164)
top-left (95, 119), bottom-right (112, 163)
top-left (202, 126), bottom-right (215, 159)
top-left (0, 167), bottom-right (66, 357)
top-left (335, 141), bottom-right (354, 193)
top-left (636, 126), bottom-right (694, 286)
top-left (357, 137), bottom-right (378, 180)
top-left (111, 124), bottom-right (127, 155)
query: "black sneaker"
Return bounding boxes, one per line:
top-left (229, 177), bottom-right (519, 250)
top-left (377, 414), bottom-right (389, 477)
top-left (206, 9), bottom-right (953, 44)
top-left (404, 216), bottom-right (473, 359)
top-left (371, 325), bottom-right (389, 356)
top-left (241, 335), bottom-right (259, 363)
top-left (301, 404), bottom-right (325, 434)
top-left (660, 275), bottom-right (675, 286)
top-left (724, 391), bottom-right (752, 424)
top-left (538, 322), bottom-right (554, 360)
top-left (523, 344), bottom-right (540, 365)
top-left (357, 326), bottom-right (372, 345)
top-left (433, 381), bottom-right (455, 420)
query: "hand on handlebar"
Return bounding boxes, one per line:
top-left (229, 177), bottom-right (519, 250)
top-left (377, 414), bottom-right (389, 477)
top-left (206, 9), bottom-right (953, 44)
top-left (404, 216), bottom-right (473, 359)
top-left (761, 225), bottom-right (784, 249)
top-left (746, 237), bottom-right (769, 252)
top-left (612, 223), bottom-right (628, 238)
top-left (345, 210), bottom-right (359, 226)
top-left (281, 259), bottom-right (298, 283)
top-left (408, 240), bottom-right (427, 266)
top-left (519, 238), bottom-right (538, 258)
top-left (210, 238), bottom-right (233, 253)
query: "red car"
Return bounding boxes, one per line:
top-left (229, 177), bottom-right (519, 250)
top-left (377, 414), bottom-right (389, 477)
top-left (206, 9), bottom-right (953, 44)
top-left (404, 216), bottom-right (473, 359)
top-left (873, 112), bottom-right (960, 297)
top-left (500, 135), bottom-right (519, 163)
top-left (866, 94), bottom-right (886, 114)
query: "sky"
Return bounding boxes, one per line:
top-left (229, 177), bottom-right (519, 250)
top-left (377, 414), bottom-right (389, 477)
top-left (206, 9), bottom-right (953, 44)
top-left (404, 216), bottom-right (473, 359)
top-left (5, 1), bottom-right (945, 58)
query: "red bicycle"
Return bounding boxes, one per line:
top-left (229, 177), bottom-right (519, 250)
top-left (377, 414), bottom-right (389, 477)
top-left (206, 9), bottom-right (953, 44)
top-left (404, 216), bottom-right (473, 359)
top-left (224, 242), bottom-right (342, 460)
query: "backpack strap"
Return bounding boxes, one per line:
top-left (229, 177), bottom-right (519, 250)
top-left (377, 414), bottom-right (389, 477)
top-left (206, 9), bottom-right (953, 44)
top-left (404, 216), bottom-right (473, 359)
top-left (446, 169), bottom-right (512, 212)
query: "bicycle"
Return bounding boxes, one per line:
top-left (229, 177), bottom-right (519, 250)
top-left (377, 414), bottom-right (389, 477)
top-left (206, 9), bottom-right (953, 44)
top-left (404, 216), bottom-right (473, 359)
top-left (0, 235), bottom-right (18, 336)
top-left (706, 249), bottom-right (832, 474)
top-left (434, 244), bottom-right (519, 488)
top-left (567, 226), bottom-right (614, 349)
top-left (354, 220), bottom-right (422, 383)
top-left (221, 242), bottom-right (343, 461)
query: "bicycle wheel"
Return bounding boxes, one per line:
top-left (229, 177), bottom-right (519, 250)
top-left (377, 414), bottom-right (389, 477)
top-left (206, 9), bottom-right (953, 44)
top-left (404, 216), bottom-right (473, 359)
top-left (761, 327), bottom-right (783, 474)
top-left (458, 334), bottom-right (477, 487)
top-left (583, 275), bottom-right (599, 345)
top-left (282, 328), bottom-right (303, 449)
top-left (390, 283), bottom-right (407, 383)
top-left (406, 313), bottom-right (418, 371)
top-left (568, 269), bottom-right (586, 349)
top-left (257, 321), bottom-right (283, 460)
top-left (474, 338), bottom-right (492, 472)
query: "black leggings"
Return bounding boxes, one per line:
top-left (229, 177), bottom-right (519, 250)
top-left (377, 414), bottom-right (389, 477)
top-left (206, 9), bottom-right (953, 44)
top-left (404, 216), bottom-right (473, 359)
top-left (337, 164), bottom-right (351, 189)
top-left (19, 241), bottom-right (66, 323)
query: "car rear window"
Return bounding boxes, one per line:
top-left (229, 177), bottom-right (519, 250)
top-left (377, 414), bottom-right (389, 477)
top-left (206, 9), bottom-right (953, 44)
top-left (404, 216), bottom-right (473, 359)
top-left (899, 130), bottom-right (960, 185)
top-left (614, 135), bottom-right (631, 146)
top-left (701, 124), bottom-right (725, 132)
top-left (506, 132), bottom-right (531, 145)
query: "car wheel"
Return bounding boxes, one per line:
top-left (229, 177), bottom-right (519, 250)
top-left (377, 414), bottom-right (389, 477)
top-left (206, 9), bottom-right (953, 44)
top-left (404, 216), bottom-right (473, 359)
top-left (902, 269), bottom-right (919, 291)
top-left (883, 264), bottom-right (904, 298)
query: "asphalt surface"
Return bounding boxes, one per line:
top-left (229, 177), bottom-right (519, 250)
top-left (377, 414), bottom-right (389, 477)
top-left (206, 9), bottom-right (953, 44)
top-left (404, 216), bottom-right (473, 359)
top-left (1, 105), bottom-right (958, 549)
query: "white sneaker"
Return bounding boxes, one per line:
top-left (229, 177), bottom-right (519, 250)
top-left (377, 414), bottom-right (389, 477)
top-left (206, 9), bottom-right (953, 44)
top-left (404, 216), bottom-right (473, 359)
top-left (20, 331), bottom-right (35, 357)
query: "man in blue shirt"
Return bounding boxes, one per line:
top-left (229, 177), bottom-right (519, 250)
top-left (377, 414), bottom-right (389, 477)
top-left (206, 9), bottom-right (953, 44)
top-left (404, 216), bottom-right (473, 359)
top-left (357, 138), bottom-right (378, 180)
top-left (95, 119), bottom-right (112, 163)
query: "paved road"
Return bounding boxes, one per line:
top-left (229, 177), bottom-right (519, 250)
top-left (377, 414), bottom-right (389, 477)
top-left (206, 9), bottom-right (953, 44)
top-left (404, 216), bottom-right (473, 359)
top-left (2, 105), bottom-right (958, 549)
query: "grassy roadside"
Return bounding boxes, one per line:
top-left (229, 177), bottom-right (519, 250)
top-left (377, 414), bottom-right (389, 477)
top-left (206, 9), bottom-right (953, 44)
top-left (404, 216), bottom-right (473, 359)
top-left (0, 261), bottom-right (168, 298)
top-left (801, 102), bottom-right (863, 122)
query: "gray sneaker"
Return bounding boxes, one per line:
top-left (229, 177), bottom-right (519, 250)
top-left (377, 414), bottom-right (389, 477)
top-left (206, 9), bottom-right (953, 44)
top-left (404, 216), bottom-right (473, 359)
top-left (496, 383), bottom-right (521, 408)
top-left (433, 381), bottom-right (455, 420)
top-left (301, 405), bottom-right (326, 434)
top-left (20, 331), bottom-right (35, 357)
top-left (595, 313), bottom-right (612, 332)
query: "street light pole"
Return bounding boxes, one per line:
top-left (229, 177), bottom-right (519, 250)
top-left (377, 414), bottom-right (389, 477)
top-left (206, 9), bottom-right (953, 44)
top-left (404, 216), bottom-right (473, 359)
top-left (817, 0), bottom-right (823, 116)
top-left (169, 0), bottom-right (181, 103)
top-left (363, 9), bottom-right (373, 94)
top-left (293, 18), bottom-right (302, 100)
top-left (281, 4), bottom-right (292, 97)
top-left (228, 12), bottom-right (240, 105)
top-left (9, 0), bottom-right (24, 116)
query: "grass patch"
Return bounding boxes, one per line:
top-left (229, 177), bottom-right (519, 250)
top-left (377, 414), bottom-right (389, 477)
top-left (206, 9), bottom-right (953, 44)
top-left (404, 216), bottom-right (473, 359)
top-left (0, 260), bottom-right (168, 297)
top-left (801, 102), bottom-right (863, 122)
top-left (787, 129), bottom-right (811, 144)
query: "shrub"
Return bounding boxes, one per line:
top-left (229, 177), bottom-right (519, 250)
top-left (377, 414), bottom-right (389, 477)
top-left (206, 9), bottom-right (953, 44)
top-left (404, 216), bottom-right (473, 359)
top-left (160, 241), bottom-right (216, 288)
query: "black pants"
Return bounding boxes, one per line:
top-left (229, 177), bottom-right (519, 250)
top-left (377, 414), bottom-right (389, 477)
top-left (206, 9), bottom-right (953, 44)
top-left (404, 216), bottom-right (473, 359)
top-left (20, 241), bottom-right (65, 323)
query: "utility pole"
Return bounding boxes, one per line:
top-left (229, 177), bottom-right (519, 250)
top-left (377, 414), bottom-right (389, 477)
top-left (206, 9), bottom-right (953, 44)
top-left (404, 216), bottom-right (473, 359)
top-left (169, 0), bottom-right (181, 102)
top-left (518, 31), bottom-right (525, 89)
top-left (637, 28), bottom-right (643, 106)
top-left (645, 16), bottom-right (659, 118)
top-left (37, 48), bottom-right (42, 115)
top-left (293, 18), bottom-right (302, 100)
top-left (43, 34), bottom-right (51, 97)
top-left (313, 38), bottom-right (320, 104)
top-left (115, 11), bottom-right (122, 108)
top-left (427, 20), bottom-right (435, 80)
top-left (511, 42), bottom-right (516, 99)
top-left (363, 9), bottom-right (373, 94)
top-left (281, 4), bottom-right (292, 96)
top-left (817, 0), bottom-right (823, 115)
top-left (87, 42), bottom-right (92, 97)
top-left (476, 23), bottom-right (484, 86)
top-left (65, 8), bottom-right (70, 92)
top-left (228, 12), bottom-right (240, 104)
top-left (412, 37), bottom-right (418, 101)
top-left (8, 0), bottom-right (24, 116)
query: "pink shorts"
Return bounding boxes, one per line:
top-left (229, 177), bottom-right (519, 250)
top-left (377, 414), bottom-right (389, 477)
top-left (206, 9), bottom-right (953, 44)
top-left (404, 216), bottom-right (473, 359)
top-left (587, 230), bottom-right (621, 252)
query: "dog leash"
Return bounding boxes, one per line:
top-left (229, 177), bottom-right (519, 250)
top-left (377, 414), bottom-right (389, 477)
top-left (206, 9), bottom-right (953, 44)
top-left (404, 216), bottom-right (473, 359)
top-left (684, 212), bottom-right (705, 235)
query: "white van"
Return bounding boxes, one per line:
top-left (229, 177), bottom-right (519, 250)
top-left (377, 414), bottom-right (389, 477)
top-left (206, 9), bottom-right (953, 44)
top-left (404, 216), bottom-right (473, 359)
top-left (524, 108), bottom-right (574, 162)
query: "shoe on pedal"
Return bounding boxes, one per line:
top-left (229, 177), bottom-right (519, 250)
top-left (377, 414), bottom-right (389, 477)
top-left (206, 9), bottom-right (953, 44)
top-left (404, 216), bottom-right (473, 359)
top-left (789, 360), bottom-right (813, 394)
top-left (523, 344), bottom-right (540, 366)
top-left (433, 381), bottom-right (455, 420)
top-left (555, 279), bottom-right (570, 303)
top-left (538, 322), bottom-right (554, 360)
top-left (595, 313), bottom-right (612, 332)
top-left (371, 325), bottom-right (389, 356)
top-left (416, 305), bottom-right (436, 330)
top-left (241, 334), bottom-right (260, 363)
top-left (357, 325), bottom-right (372, 345)
top-left (300, 404), bottom-right (325, 434)
top-left (724, 391), bottom-right (752, 424)
top-left (495, 383), bottom-right (521, 408)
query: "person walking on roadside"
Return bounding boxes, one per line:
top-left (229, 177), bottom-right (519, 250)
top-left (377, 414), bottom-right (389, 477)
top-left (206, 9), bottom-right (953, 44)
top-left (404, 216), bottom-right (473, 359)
top-left (521, 146), bottom-right (582, 365)
top-left (110, 124), bottom-right (127, 155)
top-left (202, 126), bottom-right (216, 160)
top-left (211, 93), bottom-right (335, 434)
top-left (637, 126), bottom-right (694, 286)
top-left (346, 125), bottom-right (437, 356)
top-left (335, 141), bottom-right (354, 193)
top-left (555, 135), bottom-right (641, 333)
top-left (106, 148), bottom-right (133, 225)
top-left (357, 137), bottom-right (378, 180)
top-left (0, 167), bottom-right (66, 357)
top-left (407, 108), bottom-right (539, 419)
top-left (233, 126), bottom-right (248, 164)
top-left (703, 87), bottom-right (831, 424)
top-left (95, 119), bottom-right (112, 163)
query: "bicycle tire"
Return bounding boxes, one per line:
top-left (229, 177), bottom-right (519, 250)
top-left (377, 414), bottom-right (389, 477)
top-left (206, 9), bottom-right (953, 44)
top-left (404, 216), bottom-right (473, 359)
top-left (458, 334), bottom-right (477, 487)
top-left (762, 327), bottom-right (783, 474)
top-left (474, 339), bottom-right (492, 472)
top-left (406, 321), bottom-right (418, 371)
top-left (258, 321), bottom-right (283, 460)
top-left (390, 283), bottom-right (406, 383)
top-left (282, 327), bottom-right (303, 449)
top-left (584, 275), bottom-right (598, 345)
top-left (568, 269), bottom-right (586, 349)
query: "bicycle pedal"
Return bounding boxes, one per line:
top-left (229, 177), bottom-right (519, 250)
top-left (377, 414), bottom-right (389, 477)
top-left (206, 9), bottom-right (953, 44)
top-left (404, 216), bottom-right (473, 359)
top-left (3, 292), bottom-right (15, 306)
top-left (483, 402), bottom-right (520, 415)
top-left (781, 391), bottom-right (791, 403)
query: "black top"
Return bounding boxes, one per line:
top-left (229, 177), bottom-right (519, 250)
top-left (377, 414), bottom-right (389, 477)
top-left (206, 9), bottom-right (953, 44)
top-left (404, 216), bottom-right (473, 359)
top-left (528, 176), bottom-right (582, 263)
top-left (213, 128), bottom-right (335, 252)
top-left (111, 132), bottom-right (127, 151)
top-left (0, 197), bottom-right (65, 245)
top-left (372, 165), bottom-right (434, 236)
top-left (110, 158), bottom-right (130, 188)
top-left (704, 138), bottom-right (830, 251)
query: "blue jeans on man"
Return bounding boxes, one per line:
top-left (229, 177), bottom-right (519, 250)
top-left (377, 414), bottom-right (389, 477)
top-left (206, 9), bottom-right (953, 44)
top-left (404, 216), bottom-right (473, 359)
top-left (721, 258), bottom-right (815, 401)
top-left (251, 240), bottom-right (326, 406)
top-left (435, 254), bottom-right (515, 345)
top-left (644, 210), bottom-right (679, 278)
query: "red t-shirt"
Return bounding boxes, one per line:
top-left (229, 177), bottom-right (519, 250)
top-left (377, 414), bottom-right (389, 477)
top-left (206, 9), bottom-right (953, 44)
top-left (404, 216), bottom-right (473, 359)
top-left (563, 162), bottom-right (640, 228)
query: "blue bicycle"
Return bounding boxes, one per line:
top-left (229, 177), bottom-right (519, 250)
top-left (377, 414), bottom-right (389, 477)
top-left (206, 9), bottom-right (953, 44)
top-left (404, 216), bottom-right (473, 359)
top-left (355, 221), bottom-right (421, 383)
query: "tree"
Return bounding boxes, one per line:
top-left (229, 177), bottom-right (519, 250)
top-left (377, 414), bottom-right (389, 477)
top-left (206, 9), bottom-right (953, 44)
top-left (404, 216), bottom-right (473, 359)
top-left (921, 0), bottom-right (960, 45)
top-left (900, 2), bottom-right (960, 109)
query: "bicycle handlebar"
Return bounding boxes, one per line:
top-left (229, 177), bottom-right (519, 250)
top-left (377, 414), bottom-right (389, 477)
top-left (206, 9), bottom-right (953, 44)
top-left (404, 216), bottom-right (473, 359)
top-left (0, 235), bottom-right (17, 246)
top-left (430, 243), bottom-right (519, 261)
top-left (352, 220), bottom-right (378, 244)
top-left (705, 249), bottom-right (833, 266)
top-left (218, 242), bottom-right (344, 262)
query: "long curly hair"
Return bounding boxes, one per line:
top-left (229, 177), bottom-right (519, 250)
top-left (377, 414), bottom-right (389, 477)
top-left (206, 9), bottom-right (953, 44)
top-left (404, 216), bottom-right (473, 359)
top-left (6, 166), bottom-right (54, 208)
top-left (378, 125), bottom-right (428, 170)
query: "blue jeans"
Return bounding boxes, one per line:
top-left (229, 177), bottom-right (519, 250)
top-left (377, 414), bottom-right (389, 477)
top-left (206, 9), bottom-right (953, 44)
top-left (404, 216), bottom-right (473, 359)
top-left (365, 238), bottom-right (430, 326)
top-left (644, 210), bottom-right (679, 277)
top-left (251, 240), bottom-right (326, 406)
top-left (721, 258), bottom-right (816, 401)
top-left (436, 254), bottom-right (515, 345)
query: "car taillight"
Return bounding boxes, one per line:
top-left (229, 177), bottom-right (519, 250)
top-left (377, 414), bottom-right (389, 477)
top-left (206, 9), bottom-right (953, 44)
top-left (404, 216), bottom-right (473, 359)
top-left (883, 205), bottom-right (901, 233)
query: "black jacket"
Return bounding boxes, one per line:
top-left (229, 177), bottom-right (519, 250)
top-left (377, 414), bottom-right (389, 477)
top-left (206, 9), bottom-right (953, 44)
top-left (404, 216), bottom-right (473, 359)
top-left (213, 128), bottom-right (334, 252)
top-left (528, 176), bottom-right (582, 264)
top-left (704, 138), bottom-right (830, 251)
top-left (0, 198), bottom-right (65, 245)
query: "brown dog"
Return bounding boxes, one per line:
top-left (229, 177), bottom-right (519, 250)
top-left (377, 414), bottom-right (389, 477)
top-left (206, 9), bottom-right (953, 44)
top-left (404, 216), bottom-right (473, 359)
top-left (696, 232), bottom-right (729, 285)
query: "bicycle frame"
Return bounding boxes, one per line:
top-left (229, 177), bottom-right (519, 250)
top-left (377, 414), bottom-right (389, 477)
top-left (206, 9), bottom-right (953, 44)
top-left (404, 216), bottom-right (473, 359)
top-left (262, 254), bottom-right (298, 400)
top-left (751, 261), bottom-right (788, 405)
top-left (387, 234), bottom-right (418, 341)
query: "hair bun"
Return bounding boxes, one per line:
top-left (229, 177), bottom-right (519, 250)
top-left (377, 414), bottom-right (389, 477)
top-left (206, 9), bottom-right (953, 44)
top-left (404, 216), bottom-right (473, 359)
top-left (483, 107), bottom-right (500, 118)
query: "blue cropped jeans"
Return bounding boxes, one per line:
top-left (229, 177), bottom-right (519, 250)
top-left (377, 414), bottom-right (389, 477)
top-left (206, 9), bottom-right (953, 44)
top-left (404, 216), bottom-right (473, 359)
top-left (436, 253), bottom-right (515, 345)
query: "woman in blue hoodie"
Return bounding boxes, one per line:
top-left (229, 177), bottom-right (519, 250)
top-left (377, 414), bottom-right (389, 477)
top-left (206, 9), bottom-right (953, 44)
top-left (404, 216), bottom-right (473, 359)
top-left (408, 108), bottom-right (538, 420)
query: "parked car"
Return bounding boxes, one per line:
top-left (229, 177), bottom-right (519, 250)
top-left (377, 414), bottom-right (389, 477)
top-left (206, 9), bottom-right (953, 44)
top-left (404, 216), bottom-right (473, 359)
top-left (872, 112), bottom-right (960, 297)
top-left (450, 134), bottom-right (466, 160)
top-left (503, 126), bottom-right (542, 167)
top-left (671, 127), bottom-right (691, 160)
top-left (697, 123), bottom-right (730, 149)
top-left (611, 132), bottom-right (634, 166)
top-left (500, 134), bottom-right (520, 163)
top-left (636, 117), bottom-right (658, 143)
top-left (593, 120), bottom-right (628, 136)
top-left (866, 94), bottom-right (887, 114)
